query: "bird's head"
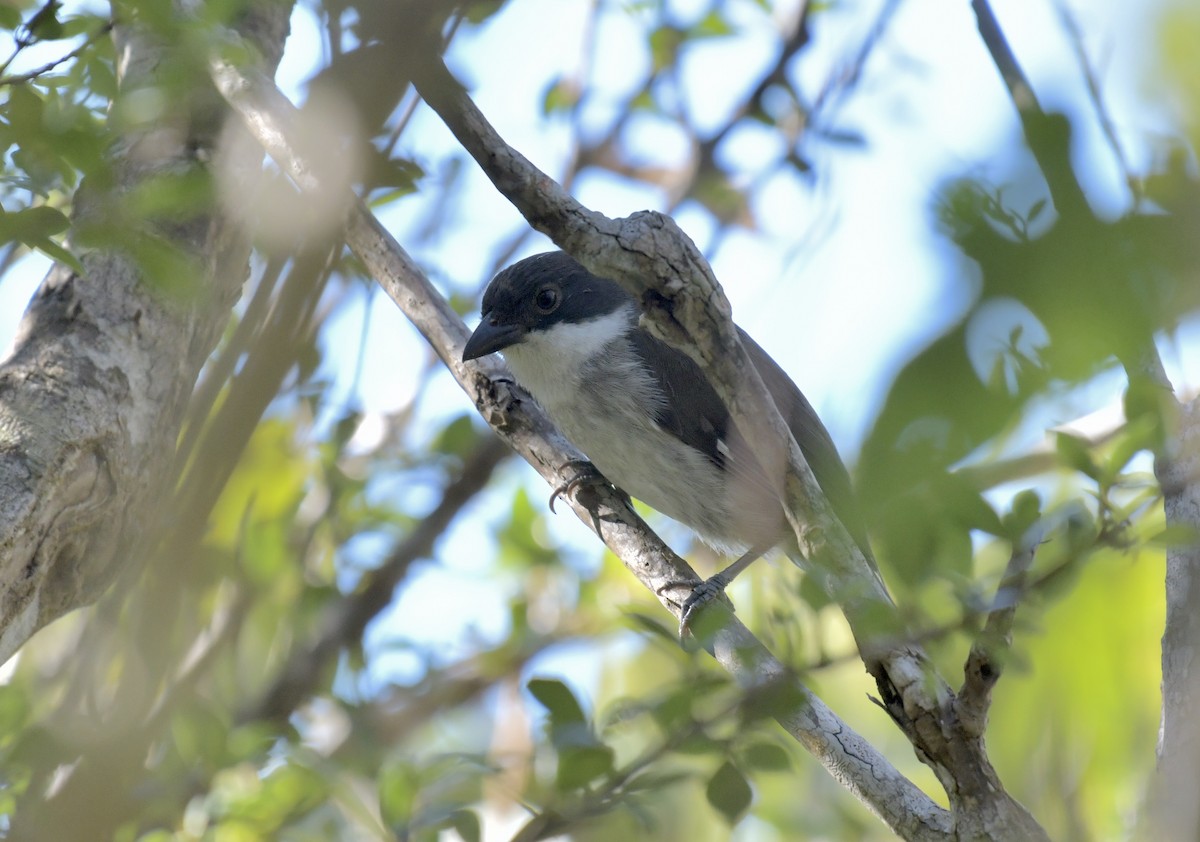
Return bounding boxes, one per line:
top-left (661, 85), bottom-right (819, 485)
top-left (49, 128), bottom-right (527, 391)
top-left (462, 251), bottom-right (632, 362)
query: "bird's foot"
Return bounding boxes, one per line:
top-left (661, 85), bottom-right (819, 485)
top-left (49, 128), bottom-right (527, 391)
top-left (549, 460), bottom-right (603, 513)
top-left (677, 572), bottom-right (735, 649)
top-left (548, 461), bottom-right (631, 528)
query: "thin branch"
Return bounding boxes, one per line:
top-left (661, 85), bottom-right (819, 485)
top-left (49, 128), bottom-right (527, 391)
top-left (970, 0), bottom-right (1089, 219)
top-left (175, 254), bottom-right (286, 470)
top-left (806, 0), bottom-right (900, 127)
top-left (0, 21), bottom-right (114, 87)
top-left (1052, 0), bottom-right (1137, 200)
top-left (958, 523), bottom-right (1043, 735)
top-left (406, 50), bottom-right (1053, 837)
top-left (248, 435), bottom-right (511, 722)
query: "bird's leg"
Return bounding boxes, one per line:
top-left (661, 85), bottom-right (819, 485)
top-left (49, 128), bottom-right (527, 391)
top-left (679, 543), bottom-right (772, 639)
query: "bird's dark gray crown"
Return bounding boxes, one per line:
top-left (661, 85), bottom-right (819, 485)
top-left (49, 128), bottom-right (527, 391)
top-left (482, 251), bottom-right (633, 329)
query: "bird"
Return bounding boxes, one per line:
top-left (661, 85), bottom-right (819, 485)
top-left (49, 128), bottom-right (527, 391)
top-left (462, 250), bottom-right (877, 629)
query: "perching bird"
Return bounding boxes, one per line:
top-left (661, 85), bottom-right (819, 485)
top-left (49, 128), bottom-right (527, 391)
top-left (462, 251), bottom-right (876, 625)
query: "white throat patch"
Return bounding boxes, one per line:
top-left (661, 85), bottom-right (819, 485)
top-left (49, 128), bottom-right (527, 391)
top-left (501, 306), bottom-right (633, 409)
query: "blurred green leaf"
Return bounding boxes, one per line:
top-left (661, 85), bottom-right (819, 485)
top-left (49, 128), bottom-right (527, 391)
top-left (706, 761), bottom-right (751, 823)
top-left (1055, 432), bottom-right (1100, 480)
top-left (432, 414), bottom-right (480, 458)
top-left (648, 25), bottom-right (684, 72)
top-left (464, 1), bottom-right (505, 23)
top-left (527, 677), bottom-right (586, 728)
top-left (541, 76), bottom-right (580, 115)
top-left (556, 744), bottom-right (614, 791)
top-left (0, 6), bottom-right (21, 29)
top-left (689, 10), bottom-right (735, 38)
top-left (379, 761), bottom-right (418, 829)
top-left (740, 741), bottom-right (790, 772)
top-left (448, 809), bottom-right (481, 842)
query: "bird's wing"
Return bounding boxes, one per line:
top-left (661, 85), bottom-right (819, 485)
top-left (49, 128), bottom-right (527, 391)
top-left (625, 328), bottom-right (733, 471)
top-left (627, 326), bottom-right (873, 562)
top-left (737, 329), bottom-right (874, 563)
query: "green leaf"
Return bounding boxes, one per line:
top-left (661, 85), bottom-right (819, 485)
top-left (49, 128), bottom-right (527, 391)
top-left (1002, 489), bottom-right (1042, 541)
top-left (2, 205), bottom-right (68, 239)
top-left (0, 6), bottom-right (22, 29)
top-left (623, 610), bottom-right (677, 643)
top-left (365, 152), bottom-right (423, 194)
top-left (705, 761), bottom-right (752, 823)
top-left (556, 744), bottom-right (614, 790)
top-left (463, 1), bottom-right (505, 23)
top-left (432, 414), bottom-right (479, 458)
top-left (25, 1), bottom-right (64, 42)
top-left (541, 77), bottom-right (580, 116)
top-left (527, 677), bottom-right (586, 727)
top-left (378, 761), bottom-right (418, 829)
top-left (689, 10), bottom-right (735, 38)
top-left (123, 168), bottom-right (215, 220)
top-left (1055, 431), bottom-right (1100, 479)
top-left (1146, 523), bottom-right (1199, 548)
top-left (740, 741), bottom-right (790, 771)
top-left (0, 686), bottom-right (30, 741)
top-left (648, 26), bottom-right (684, 72)
top-left (448, 810), bottom-right (481, 842)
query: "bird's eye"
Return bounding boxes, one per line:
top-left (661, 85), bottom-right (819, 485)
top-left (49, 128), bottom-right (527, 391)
top-left (534, 286), bottom-right (560, 313)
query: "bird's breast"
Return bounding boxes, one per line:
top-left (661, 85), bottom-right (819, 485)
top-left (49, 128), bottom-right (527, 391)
top-left (504, 332), bottom-right (781, 554)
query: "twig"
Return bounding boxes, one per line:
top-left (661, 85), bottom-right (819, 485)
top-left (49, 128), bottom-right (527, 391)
top-left (0, 21), bottom-right (114, 87)
top-left (970, 0), bottom-right (1089, 219)
top-left (958, 524), bottom-right (1043, 734)
top-left (1052, 0), bottom-right (1137, 200)
top-left (249, 435), bottom-right (511, 722)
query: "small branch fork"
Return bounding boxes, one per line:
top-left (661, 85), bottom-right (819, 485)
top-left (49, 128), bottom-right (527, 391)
top-left (959, 526), bottom-right (1043, 736)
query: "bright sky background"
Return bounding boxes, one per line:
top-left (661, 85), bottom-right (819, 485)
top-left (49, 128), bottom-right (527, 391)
top-left (0, 0), bottom-right (1193, 692)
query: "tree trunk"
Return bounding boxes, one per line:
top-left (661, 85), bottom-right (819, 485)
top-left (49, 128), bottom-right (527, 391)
top-left (1149, 397), bottom-right (1200, 839)
top-left (0, 3), bottom-right (291, 662)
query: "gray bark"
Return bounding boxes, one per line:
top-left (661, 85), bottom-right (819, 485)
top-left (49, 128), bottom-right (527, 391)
top-left (1150, 396), bottom-right (1200, 839)
top-left (0, 4), bottom-right (291, 662)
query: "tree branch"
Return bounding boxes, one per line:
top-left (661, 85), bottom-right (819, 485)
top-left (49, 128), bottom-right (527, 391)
top-left (249, 435), bottom-right (512, 723)
top-left (1148, 396), bottom-right (1200, 839)
top-left (395, 45), bottom-right (1057, 838)
top-left (958, 523), bottom-right (1042, 735)
top-left (0, 20), bottom-right (114, 87)
top-left (209, 52), bottom-right (953, 840)
top-left (407, 53), bottom-right (1057, 838)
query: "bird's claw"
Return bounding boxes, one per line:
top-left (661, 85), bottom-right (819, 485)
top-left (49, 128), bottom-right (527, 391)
top-left (548, 460), bottom-right (613, 513)
top-left (676, 576), bottom-right (734, 649)
top-left (549, 460), bottom-right (633, 513)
